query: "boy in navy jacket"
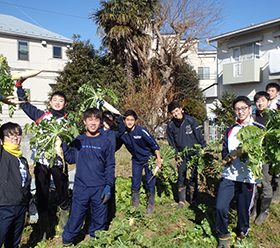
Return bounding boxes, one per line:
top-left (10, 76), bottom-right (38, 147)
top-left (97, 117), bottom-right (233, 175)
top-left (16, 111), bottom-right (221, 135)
top-left (15, 78), bottom-right (70, 239)
top-left (166, 101), bottom-right (206, 207)
top-left (0, 122), bottom-right (31, 248)
top-left (61, 108), bottom-right (115, 245)
top-left (251, 91), bottom-right (273, 225)
top-left (118, 110), bottom-right (161, 214)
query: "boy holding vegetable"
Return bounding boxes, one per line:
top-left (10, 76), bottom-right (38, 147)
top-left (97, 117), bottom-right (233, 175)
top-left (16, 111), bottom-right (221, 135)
top-left (118, 110), bottom-right (162, 215)
top-left (0, 122), bottom-right (32, 248)
top-left (216, 96), bottom-right (263, 247)
top-left (166, 100), bottom-right (206, 208)
top-left (60, 108), bottom-right (115, 245)
top-left (15, 77), bottom-right (70, 239)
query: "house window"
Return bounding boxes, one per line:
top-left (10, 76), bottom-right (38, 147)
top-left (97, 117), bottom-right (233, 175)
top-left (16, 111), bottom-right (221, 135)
top-left (198, 67), bottom-right (210, 80)
top-left (18, 41), bottom-right (29, 61)
top-left (232, 43), bottom-right (260, 61)
top-left (53, 46), bottom-right (62, 59)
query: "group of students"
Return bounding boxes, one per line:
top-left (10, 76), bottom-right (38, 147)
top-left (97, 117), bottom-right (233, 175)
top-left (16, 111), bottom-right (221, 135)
top-left (0, 74), bottom-right (166, 247)
top-left (0, 76), bottom-right (279, 248)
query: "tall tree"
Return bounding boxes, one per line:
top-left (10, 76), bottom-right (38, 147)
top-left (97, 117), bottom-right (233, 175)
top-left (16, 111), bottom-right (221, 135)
top-left (93, 0), bottom-right (220, 130)
top-left (53, 36), bottom-right (127, 112)
top-left (93, 0), bottom-right (155, 80)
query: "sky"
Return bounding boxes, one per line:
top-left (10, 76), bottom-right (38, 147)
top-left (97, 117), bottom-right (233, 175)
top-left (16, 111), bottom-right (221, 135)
top-left (1, 0), bottom-right (280, 49)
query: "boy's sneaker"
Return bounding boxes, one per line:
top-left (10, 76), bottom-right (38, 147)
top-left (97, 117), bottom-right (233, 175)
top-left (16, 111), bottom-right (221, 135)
top-left (29, 198), bottom-right (39, 224)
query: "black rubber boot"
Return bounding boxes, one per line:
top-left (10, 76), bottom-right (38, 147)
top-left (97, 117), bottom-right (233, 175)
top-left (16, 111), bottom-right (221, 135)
top-left (188, 184), bottom-right (196, 204)
top-left (38, 211), bottom-right (49, 240)
top-left (217, 236), bottom-right (230, 248)
top-left (146, 193), bottom-right (155, 215)
top-left (132, 191), bottom-right (140, 207)
top-left (272, 183), bottom-right (280, 204)
top-left (255, 197), bottom-right (272, 225)
top-left (178, 187), bottom-right (187, 208)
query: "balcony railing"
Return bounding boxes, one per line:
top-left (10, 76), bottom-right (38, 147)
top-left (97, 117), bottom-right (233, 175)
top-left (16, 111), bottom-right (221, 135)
top-left (223, 58), bottom-right (264, 84)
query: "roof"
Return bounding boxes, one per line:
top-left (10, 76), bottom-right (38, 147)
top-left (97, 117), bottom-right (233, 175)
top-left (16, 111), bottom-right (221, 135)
top-left (209, 17), bottom-right (280, 42)
top-left (0, 14), bottom-right (72, 44)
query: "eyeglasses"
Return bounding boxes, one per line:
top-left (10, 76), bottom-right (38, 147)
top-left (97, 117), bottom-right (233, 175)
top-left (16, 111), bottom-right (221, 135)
top-left (234, 106), bottom-right (249, 112)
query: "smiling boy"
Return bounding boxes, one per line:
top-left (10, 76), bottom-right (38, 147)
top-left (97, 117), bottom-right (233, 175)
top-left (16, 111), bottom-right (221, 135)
top-left (266, 82), bottom-right (280, 110)
top-left (61, 108), bottom-right (115, 245)
top-left (0, 122), bottom-right (31, 248)
top-left (216, 96), bottom-right (263, 247)
top-left (118, 110), bottom-right (161, 214)
top-left (16, 77), bottom-right (70, 239)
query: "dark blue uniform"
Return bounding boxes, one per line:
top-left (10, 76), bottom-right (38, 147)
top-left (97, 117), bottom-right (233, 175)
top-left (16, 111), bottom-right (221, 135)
top-left (119, 125), bottom-right (160, 194)
top-left (62, 133), bottom-right (115, 243)
top-left (166, 113), bottom-right (206, 190)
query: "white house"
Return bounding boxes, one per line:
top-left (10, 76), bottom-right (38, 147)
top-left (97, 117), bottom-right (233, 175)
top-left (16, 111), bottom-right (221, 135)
top-left (186, 46), bottom-right (217, 119)
top-left (209, 17), bottom-right (280, 100)
top-left (0, 14), bottom-right (72, 125)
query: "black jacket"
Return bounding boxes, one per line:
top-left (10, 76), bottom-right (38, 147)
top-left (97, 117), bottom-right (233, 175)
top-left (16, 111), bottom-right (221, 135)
top-left (166, 114), bottom-right (206, 152)
top-left (0, 146), bottom-right (32, 206)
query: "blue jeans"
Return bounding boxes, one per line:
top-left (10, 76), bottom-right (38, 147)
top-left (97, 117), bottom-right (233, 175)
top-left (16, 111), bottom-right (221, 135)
top-left (215, 178), bottom-right (254, 237)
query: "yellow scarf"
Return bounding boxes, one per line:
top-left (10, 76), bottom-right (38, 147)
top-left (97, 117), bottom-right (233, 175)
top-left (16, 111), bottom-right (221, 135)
top-left (3, 142), bottom-right (23, 157)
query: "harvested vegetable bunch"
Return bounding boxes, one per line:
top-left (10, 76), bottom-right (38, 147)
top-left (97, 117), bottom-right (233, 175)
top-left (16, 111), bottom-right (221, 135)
top-left (78, 83), bottom-right (119, 113)
top-left (148, 144), bottom-right (178, 183)
top-left (237, 110), bottom-right (280, 178)
top-left (24, 114), bottom-right (79, 167)
top-left (0, 55), bottom-right (15, 117)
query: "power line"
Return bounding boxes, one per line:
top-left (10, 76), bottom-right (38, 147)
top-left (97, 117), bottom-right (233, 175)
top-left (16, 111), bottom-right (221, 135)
top-left (0, 0), bottom-right (89, 20)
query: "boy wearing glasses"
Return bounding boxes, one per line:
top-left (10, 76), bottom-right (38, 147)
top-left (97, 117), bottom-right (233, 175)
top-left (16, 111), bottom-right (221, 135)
top-left (215, 96), bottom-right (263, 248)
top-left (0, 122), bottom-right (32, 248)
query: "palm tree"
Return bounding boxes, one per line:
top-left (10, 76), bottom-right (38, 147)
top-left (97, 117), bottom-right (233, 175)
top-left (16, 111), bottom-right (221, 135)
top-left (92, 0), bottom-right (156, 80)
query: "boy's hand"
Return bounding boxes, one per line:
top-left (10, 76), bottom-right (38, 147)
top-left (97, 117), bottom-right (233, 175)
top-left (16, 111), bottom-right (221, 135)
top-left (101, 185), bottom-right (111, 204)
top-left (156, 158), bottom-right (162, 169)
top-left (1, 95), bottom-right (23, 105)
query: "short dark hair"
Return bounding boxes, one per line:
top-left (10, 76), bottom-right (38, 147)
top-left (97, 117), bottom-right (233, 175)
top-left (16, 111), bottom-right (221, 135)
top-left (232, 96), bottom-right (251, 109)
top-left (50, 91), bottom-right (67, 102)
top-left (83, 108), bottom-right (102, 121)
top-left (266, 82), bottom-right (280, 92)
top-left (123, 109), bottom-right (138, 120)
top-left (167, 100), bottom-right (181, 113)
top-left (254, 91), bottom-right (270, 102)
top-left (0, 122), bottom-right (22, 141)
top-left (102, 111), bottom-right (117, 129)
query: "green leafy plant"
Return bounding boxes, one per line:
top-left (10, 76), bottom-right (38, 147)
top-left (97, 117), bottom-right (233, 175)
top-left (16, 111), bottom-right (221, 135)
top-left (24, 115), bottom-right (79, 166)
top-left (78, 83), bottom-right (119, 113)
top-left (0, 54), bottom-right (15, 117)
top-left (148, 144), bottom-right (178, 198)
top-left (237, 110), bottom-right (280, 178)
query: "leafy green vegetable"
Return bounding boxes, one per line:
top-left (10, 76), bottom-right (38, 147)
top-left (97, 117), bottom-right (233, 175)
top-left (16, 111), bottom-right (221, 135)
top-left (237, 110), bottom-right (280, 178)
top-left (78, 83), bottom-right (118, 113)
top-left (148, 144), bottom-right (178, 197)
top-left (24, 115), bottom-right (79, 167)
top-left (0, 55), bottom-right (15, 117)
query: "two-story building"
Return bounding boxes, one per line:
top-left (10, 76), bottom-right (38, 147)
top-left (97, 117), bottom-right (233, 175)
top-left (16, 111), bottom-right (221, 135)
top-left (0, 14), bottom-right (72, 125)
top-left (209, 17), bottom-right (280, 100)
